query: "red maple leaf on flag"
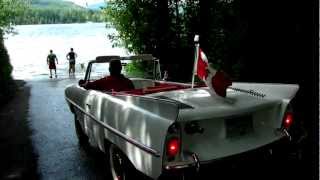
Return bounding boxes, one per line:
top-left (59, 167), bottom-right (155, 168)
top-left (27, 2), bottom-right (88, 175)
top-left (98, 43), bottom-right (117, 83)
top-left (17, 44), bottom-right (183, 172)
top-left (196, 48), bottom-right (232, 97)
top-left (197, 48), bottom-right (208, 81)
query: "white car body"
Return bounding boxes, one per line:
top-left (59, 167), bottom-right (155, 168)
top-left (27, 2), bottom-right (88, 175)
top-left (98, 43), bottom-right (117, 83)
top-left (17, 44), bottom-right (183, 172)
top-left (65, 55), bottom-right (299, 179)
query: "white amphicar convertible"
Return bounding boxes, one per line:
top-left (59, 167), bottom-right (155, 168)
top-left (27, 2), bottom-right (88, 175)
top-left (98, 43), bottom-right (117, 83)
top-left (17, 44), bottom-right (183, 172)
top-left (65, 54), bottom-right (299, 180)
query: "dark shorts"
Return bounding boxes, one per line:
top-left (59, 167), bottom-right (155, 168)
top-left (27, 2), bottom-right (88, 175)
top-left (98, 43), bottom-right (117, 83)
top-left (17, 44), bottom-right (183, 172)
top-left (69, 59), bottom-right (75, 66)
top-left (49, 62), bottom-right (56, 69)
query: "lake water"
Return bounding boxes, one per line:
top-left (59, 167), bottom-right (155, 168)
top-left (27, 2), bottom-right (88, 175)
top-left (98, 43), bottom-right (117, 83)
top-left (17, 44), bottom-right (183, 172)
top-left (4, 23), bottom-right (130, 80)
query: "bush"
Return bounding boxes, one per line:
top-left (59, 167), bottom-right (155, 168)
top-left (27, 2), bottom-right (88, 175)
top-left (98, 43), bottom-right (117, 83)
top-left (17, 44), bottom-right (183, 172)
top-left (0, 36), bottom-right (16, 106)
top-left (124, 60), bottom-right (155, 79)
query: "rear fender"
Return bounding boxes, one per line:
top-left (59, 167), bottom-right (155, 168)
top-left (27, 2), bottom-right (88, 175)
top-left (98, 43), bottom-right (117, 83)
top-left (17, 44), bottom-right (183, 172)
top-left (89, 91), bottom-right (180, 179)
top-left (231, 82), bottom-right (299, 122)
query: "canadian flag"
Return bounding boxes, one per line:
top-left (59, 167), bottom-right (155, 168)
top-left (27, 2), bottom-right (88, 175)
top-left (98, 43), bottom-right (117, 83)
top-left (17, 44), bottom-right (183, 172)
top-left (194, 48), bottom-right (232, 97)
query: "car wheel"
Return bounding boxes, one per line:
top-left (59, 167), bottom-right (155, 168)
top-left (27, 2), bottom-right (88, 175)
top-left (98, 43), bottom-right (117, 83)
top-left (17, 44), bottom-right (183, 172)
top-left (109, 144), bottom-right (134, 180)
top-left (74, 115), bottom-right (89, 146)
top-left (159, 172), bottom-right (187, 180)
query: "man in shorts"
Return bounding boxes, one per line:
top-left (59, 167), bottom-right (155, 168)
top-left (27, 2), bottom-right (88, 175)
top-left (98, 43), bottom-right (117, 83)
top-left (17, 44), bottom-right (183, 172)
top-left (47, 49), bottom-right (58, 78)
top-left (66, 48), bottom-right (77, 75)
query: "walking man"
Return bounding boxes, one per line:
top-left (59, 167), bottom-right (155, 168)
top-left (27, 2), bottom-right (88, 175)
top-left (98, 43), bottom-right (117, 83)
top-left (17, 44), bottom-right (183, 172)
top-left (66, 48), bottom-right (77, 75)
top-left (47, 49), bottom-right (58, 78)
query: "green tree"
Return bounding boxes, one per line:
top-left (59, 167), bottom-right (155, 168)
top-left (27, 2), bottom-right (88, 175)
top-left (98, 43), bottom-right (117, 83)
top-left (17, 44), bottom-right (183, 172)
top-left (11, 0), bottom-right (104, 25)
top-left (104, 0), bottom-right (193, 81)
top-left (0, 0), bottom-right (28, 33)
top-left (104, 0), bottom-right (247, 82)
top-left (0, 0), bottom-right (28, 105)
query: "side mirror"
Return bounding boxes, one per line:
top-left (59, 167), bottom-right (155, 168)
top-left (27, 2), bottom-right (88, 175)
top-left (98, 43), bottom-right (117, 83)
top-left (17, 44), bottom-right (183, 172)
top-left (78, 79), bottom-right (86, 86)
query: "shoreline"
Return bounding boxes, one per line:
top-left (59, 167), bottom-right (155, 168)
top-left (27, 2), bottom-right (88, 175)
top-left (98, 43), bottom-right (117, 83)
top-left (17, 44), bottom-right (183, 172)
top-left (0, 80), bottom-right (38, 179)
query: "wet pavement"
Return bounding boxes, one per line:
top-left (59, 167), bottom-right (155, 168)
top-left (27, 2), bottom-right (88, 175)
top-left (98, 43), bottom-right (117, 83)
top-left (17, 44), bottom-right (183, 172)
top-left (28, 77), bottom-right (110, 180)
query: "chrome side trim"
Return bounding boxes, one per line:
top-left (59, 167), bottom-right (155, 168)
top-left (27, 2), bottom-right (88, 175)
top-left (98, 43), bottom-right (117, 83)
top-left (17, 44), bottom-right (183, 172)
top-left (191, 153), bottom-right (200, 172)
top-left (275, 128), bottom-right (292, 141)
top-left (66, 97), bottom-right (161, 157)
top-left (281, 128), bottom-right (292, 141)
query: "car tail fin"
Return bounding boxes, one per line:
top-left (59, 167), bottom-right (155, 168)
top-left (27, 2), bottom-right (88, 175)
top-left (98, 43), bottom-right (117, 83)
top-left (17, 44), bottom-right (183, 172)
top-left (231, 82), bottom-right (299, 101)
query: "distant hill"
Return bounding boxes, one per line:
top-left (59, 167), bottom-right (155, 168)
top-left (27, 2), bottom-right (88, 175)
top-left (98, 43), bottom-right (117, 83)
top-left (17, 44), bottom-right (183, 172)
top-left (30, 0), bottom-right (84, 10)
top-left (87, 2), bottom-right (107, 10)
top-left (14, 0), bottom-right (104, 25)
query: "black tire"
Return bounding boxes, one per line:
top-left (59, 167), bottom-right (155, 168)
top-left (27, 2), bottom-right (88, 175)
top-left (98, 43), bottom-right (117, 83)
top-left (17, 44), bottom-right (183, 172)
top-left (109, 144), bottom-right (139, 180)
top-left (74, 115), bottom-right (89, 146)
top-left (159, 172), bottom-right (187, 180)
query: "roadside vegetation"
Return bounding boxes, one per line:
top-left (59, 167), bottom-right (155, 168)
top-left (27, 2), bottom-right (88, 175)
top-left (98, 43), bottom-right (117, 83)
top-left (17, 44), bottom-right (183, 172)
top-left (0, 0), bottom-right (28, 105)
top-left (104, 0), bottom-right (246, 82)
top-left (0, 1), bottom-right (38, 179)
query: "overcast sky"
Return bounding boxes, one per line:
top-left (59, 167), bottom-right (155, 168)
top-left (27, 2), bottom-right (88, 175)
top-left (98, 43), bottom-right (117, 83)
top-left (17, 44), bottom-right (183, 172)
top-left (64, 0), bottom-right (104, 7)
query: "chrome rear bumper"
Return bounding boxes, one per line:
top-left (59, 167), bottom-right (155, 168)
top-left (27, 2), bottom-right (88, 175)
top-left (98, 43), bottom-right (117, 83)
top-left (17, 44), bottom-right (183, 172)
top-left (164, 136), bottom-right (291, 172)
top-left (164, 152), bottom-right (200, 171)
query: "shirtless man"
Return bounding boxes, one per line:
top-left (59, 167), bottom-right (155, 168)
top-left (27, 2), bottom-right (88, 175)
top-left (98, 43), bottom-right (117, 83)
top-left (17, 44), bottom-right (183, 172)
top-left (66, 48), bottom-right (77, 75)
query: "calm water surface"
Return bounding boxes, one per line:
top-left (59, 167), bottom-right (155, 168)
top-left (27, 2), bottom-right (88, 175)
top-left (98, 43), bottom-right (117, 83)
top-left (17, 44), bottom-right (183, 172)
top-left (4, 23), bottom-right (129, 80)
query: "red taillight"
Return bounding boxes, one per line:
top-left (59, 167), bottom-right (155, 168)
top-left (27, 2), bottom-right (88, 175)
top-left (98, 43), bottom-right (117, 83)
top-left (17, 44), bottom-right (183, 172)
top-left (166, 138), bottom-right (180, 157)
top-left (283, 112), bottom-right (293, 129)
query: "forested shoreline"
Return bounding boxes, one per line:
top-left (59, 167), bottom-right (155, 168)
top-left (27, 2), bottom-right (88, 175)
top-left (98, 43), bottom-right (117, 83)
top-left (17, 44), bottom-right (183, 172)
top-left (14, 0), bottom-right (104, 25)
top-left (14, 7), bottom-right (103, 25)
top-left (0, 0), bottom-right (104, 103)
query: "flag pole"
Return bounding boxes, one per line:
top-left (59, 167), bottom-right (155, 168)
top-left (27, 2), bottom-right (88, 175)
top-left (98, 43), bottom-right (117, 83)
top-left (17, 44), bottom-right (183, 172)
top-left (191, 35), bottom-right (200, 88)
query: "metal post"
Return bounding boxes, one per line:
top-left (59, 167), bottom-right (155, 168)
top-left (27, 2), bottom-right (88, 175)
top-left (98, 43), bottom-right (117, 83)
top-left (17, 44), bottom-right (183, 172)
top-left (191, 35), bottom-right (200, 88)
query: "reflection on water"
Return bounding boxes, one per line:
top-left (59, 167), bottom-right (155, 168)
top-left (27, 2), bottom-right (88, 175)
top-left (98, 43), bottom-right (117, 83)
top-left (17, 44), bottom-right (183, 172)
top-left (4, 23), bottom-right (130, 80)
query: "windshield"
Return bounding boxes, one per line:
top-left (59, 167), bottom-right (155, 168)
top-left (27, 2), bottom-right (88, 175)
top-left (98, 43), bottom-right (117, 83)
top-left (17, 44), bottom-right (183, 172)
top-left (124, 60), bottom-right (155, 79)
top-left (87, 60), bottom-right (161, 81)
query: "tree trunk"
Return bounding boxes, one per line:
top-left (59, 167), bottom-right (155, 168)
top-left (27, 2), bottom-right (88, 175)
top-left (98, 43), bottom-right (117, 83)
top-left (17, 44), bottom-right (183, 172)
top-left (0, 31), bottom-right (15, 104)
top-left (199, 0), bottom-right (214, 50)
top-left (156, 0), bottom-right (169, 64)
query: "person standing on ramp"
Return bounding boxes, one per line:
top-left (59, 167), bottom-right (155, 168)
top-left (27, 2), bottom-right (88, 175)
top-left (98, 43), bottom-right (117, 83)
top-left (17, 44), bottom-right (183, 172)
top-left (66, 48), bottom-right (77, 75)
top-left (47, 49), bottom-right (58, 78)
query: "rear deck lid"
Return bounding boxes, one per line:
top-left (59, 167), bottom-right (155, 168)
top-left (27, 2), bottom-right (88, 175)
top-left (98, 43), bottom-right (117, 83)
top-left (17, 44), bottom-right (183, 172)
top-left (148, 88), bottom-right (281, 121)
